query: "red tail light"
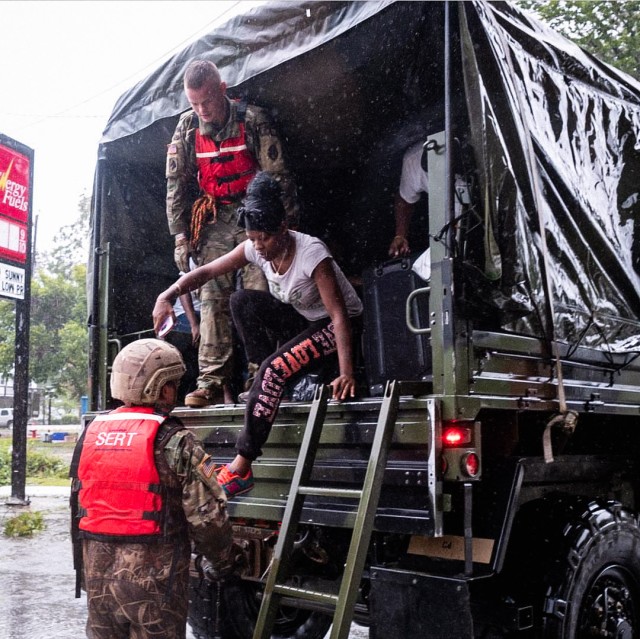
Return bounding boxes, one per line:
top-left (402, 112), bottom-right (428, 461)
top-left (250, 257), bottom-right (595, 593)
top-left (461, 452), bottom-right (480, 478)
top-left (440, 421), bottom-right (481, 481)
top-left (442, 425), bottom-right (472, 447)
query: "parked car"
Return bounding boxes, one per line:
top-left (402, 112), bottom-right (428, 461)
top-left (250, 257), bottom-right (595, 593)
top-left (0, 407), bottom-right (13, 428)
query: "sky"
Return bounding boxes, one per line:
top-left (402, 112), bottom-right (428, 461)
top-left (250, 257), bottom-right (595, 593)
top-left (0, 1), bottom-right (262, 254)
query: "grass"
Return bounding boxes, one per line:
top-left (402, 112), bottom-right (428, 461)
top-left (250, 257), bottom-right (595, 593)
top-left (0, 436), bottom-right (74, 540)
top-left (0, 437), bottom-right (74, 487)
top-left (3, 511), bottom-right (46, 537)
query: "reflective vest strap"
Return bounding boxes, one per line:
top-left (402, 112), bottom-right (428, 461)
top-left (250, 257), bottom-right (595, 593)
top-left (217, 169), bottom-right (256, 185)
top-left (209, 155), bottom-right (234, 164)
top-left (92, 412), bottom-right (165, 424)
top-left (79, 502), bottom-right (159, 522)
top-left (196, 144), bottom-right (249, 158)
top-left (81, 479), bottom-right (160, 492)
top-left (142, 511), bottom-right (163, 521)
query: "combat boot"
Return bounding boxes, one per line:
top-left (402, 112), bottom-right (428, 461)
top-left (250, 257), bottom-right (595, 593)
top-left (185, 384), bottom-right (233, 407)
top-left (237, 362), bottom-right (260, 403)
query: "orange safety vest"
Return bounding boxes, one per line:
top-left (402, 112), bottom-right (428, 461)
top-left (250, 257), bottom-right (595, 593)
top-left (77, 406), bottom-right (169, 540)
top-left (195, 103), bottom-right (258, 204)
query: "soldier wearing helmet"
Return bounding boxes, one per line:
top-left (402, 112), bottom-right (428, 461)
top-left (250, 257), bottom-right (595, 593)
top-left (70, 339), bottom-right (236, 639)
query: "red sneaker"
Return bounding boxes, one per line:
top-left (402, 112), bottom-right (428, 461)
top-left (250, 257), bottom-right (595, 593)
top-left (216, 465), bottom-right (254, 497)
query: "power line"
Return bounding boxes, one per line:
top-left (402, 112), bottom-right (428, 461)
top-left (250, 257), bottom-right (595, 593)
top-left (0, 113), bottom-right (104, 120)
top-left (12, 1), bottom-right (244, 133)
top-left (52, 1), bottom-right (245, 112)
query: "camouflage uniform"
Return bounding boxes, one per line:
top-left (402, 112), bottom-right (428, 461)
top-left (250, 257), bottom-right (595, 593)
top-left (166, 97), bottom-right (300, 393)
top-left (75, 416), bottom-right (233, 639)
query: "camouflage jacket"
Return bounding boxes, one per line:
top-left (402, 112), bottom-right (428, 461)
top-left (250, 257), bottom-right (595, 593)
top-left (161, 417), bottom-right (234, 571)
top-left (166, 97), bottom-right (300, 237)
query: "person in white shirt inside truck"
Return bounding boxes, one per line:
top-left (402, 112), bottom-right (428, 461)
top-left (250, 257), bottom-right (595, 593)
top-left (153, 171), bottom-right (362, 498)
top-left (388, 140), bottom-right (430, 259)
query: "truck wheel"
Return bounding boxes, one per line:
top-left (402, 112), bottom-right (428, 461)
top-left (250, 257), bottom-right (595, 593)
top-left (223, 578), bottom-right (332, 639)
top-left (543, 501), bottom-right (640, 638)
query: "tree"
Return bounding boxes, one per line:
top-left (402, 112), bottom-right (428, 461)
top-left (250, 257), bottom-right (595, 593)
top-left (0, 194), bottom-right (90, 408)
top-left (517, 1), bottom-right (640, 81)
top-left (0, 299), bottom-right (15, 378)
top-left (41, 191), bottom-right (90, 275)
top-left (29, 263), bottom-right (87, 397)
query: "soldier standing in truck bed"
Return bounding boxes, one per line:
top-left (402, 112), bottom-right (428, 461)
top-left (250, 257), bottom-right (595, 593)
top-left (166, 59), bottom-right (300, 407)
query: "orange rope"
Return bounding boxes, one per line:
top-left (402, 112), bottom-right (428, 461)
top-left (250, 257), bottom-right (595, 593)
top-left (190, 194), bottom-right (217, 251)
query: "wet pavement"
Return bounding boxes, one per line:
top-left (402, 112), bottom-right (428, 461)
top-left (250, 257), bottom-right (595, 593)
top-left (0, 486), bottom-right (87, 639)
top-left (0, 486), bottom-right (367, 639)
top-left (0, 486), bottom-right (199, 639)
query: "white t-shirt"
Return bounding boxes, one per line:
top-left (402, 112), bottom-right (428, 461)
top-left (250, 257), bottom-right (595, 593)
top-left (244, 231), bottom-right (363, 322)
top-left (174, 258), bottom-right (201, 317)
top-left (398, 141), bottom-right (470, 282)
top-left (173, 292), bottom-right (201, 317)
top-left (399, 142), bottom-right (429, 204)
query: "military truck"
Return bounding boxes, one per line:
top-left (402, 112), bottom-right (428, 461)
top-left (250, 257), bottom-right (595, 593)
top-left (88, 2), bottom-right (640, 637)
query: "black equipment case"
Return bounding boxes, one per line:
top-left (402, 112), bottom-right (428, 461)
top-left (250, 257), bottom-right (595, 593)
top-left (362, 256), bottom-right (432, 395)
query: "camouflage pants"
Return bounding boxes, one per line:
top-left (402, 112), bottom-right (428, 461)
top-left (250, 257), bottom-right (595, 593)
top-left (194, 206), bottom-right (267, 390)
top-left (83, 539), bottom-right (190, 639)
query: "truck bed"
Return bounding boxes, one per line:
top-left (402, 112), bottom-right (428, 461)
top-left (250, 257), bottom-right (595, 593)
top-left (174, 391), bottom-right (439, 537)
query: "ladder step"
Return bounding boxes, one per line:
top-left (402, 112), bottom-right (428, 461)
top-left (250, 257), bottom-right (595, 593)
top-left (298, 486), bottom-right (363, 499)
top-left (273, 584), bottom-right (339, 606)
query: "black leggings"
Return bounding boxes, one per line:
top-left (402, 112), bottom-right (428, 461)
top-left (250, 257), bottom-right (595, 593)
top-left (230, 289), bottom-right (340, 461)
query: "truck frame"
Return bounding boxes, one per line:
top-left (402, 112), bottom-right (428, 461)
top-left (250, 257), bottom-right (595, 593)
top-left (88, 2), bottom-right (640, 637)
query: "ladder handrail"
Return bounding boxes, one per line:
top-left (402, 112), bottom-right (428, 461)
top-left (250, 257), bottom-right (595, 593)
top-left (331, 380), bottom-right (399, 639)
top-left (253, 383), bottom-right (332, 639)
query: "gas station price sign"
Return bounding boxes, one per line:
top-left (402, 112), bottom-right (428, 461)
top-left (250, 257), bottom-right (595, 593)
top-left (0, 140), bottom-right (31, 301)
top-left (0, 142), bottom-right (29, 267)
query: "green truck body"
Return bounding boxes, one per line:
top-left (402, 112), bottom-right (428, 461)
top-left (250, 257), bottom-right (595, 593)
top-left (89, 2), bottom-right (640, 637)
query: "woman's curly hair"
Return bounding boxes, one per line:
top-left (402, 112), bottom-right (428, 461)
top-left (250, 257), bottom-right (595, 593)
top-left (237, 172), bottom-right (286, 233)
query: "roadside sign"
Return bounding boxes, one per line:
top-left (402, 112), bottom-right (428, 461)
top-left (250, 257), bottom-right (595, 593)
top-left (0, 132), bottom-right (34, 505)
top-left (0, 263), bottom-right (25, 300)
top-left (0, 142), bottom-right (29, 267)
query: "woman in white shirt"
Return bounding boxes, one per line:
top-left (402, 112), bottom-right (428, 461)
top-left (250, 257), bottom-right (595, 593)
top-left (153, 172), bottom-right (362, 497)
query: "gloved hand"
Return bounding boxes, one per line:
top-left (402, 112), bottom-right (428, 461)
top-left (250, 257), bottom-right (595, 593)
top-left (196, 544), bottom-right (247, 582)
top-left (174, 236), bottom-right (190, 273)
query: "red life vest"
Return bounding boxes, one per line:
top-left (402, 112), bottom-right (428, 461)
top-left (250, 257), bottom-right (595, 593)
top-left (77, 406), bottom-right (169, 540)
top-left (195, 103), bottom-right (258, 203)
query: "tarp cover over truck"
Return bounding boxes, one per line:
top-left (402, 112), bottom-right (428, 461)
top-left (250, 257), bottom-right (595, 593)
top-left (89, 0), bottom-right (640, 401)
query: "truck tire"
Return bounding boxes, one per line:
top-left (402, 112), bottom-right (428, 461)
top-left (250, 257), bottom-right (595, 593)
top-left (188, 575), bottom-right (332, 639)
top-left (543, 500), bottom-right (640, 638)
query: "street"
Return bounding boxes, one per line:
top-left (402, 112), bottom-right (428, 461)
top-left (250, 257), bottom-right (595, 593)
top-left (0, 486), bottom-right (368, 639)
top-left (0, 487), bottom-right (87, 639)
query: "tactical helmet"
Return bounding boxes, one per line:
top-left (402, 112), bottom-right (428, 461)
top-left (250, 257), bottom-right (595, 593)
top-left (110, 339), bottom-right (186, 405)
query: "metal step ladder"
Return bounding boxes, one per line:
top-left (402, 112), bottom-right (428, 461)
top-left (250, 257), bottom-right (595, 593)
top-left (252, 380), bottom-right (400, 639)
